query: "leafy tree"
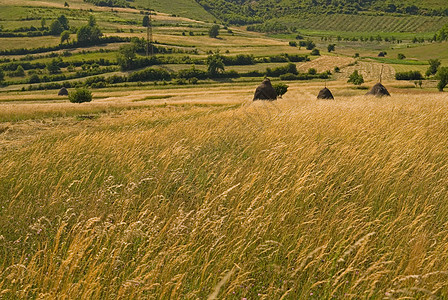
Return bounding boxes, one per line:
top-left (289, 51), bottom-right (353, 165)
top-left (117, 44), bottom-right (137, 70)
top-left (15, 65), bottom-right (25, 77)
top-left (60, 30), bottom-right (70, 44)
top-left (348, 70), bottom-right (364, 86)
top-left (327, 44), bottom-right (336, 52)
top-left (88, 15), bottom-right (96, 27)
top-left (29, 74), bottom-right (40, 83)
top-left (426, 59), bottom-right (441, 77)
top-left (397, 53), bottom-right (406, 60)
top-left (64, 1), bottom-right (69, 7)
top-left (436, 67), bottom-right (448, 92)
top-left (207, 54), bottom-right (225, 76)
top-left (142, 15), bottom-right (150, 27)
top-left (0, 70), bottom-right (4, 82)
top-left (77, 16), bottom-right (102, 44)
top-left (305, 40), bottom-right (316, 50)
top-left (208, 25), bottom-right (220, 38)
top-left (49, 20), bottom-right (63, 35)
top-left (58, 15), bottom-right (69, 30)
top-left (41, 18), bottom-right (46, 30)
top-left (436, 24), bottom-right (448, 41)
top-left (47, 58), bottom-right (61, 74)
top-left (273, 83), bottom-right (288, 98)
top-left (69, 88), bottom-right (92, 103)
top-left (311, 49), bottom-right (320, 56)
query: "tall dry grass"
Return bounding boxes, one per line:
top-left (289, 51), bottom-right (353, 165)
top-left (1, 93), bottom-right (448, 299)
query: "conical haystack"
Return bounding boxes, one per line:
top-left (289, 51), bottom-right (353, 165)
top-left (366, 83), bottom-right (390, 97)
top-left (58, 87), bottom-right (69, 96)
top-left (253, 78), bottom-right (277, 101)
top-left (317, 87), bottom-right (334, 99)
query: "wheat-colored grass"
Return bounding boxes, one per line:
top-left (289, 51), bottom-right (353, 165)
top-left (1, 85), bottom-right (448, 299)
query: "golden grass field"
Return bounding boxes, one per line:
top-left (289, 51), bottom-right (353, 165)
top-left (1, 81), bottom-right (448, 298)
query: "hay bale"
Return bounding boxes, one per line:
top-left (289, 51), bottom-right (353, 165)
top-left (366, 83), bottom-right (390, 97)
top-left (253, 78), bottom-right (277, 101)
top-left (58, 87), bottom-right (69, 96)
top-left (317, 87), bottom-right (334, 99)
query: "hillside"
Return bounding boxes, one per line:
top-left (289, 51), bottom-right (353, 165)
top-left (194, 0), bottom-right (448, 26)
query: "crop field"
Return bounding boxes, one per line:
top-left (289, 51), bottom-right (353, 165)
top-left (281, 14), bottom-right (448, 35)
top-left (2, 82), bottom-right (448, 298)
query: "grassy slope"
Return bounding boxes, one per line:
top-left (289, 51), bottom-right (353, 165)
top-left (1, 89), bottom-right (448, 298)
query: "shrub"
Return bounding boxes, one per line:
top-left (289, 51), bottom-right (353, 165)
top-left (69, 88), bottom-right (93, 103)
top-left (348, 70), bottom-right (364, 85)
top-left (266, 63), bottom-right (298, 77)
top-left (289, 41), bottom-right (297, 47)
top-left (29, 74), bottom-right (41, 83)
top-left (128, 67), bottom-right (172, 82)
top-left (397, 53), bottom-right (406, 60)
top-left (311, 49), bottom-right (320, 56)
top-left (272, 83), bottom-right (288, 98)
top-left (395, 71), bottom-right (423, 80)
top-left (308, 68), bottom-right (317, 75)
top-left (279, 73), bottom-right (299, 80)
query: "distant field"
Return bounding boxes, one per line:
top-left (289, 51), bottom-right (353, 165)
top-left (134, 0), bottom-right (216, 22)
top-left (281, 14), bottom-right (448, 34)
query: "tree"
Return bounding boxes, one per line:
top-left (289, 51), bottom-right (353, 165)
top-left (397, 53), bottom-right (406, 60)
top-left (142, 15), bottom-right (150, 27)
top-left (207, 54), bottom-right (224, 76)
top-left (64, 1), bottom-right (69, 7)
top-left (436, 67), bottom-right (448, 92)
top-left (117, 44), bottom-right (137, 70)
top-left (208, 25), bottom-right (220, 38)
top-left (60, 30), bottom-right (70, 44)
top-left (29, 74), bottom-right (40, 83)
top-left (436, 24), bottom-right (448, 41)
top-left (348, 70), bottom-right (364, 86)
top-left (0, 70), bottom-right (4, 83)
top-left (15, 65), bottom-right (25, 77)
top-left (426, 59), bottom-right (441, 77)
top-left (41, 18), bottom-right (46, 30)
top-left (327, 44), bottom-right (336, 52)
top-left (47, 58), bottom-right (61, 74)
top-left (88, 15), bottom-right (96, 27)
top-left (77, 17), bottom-right (102, 44)
top-left (49, 20), bottom-right (63, 35)
top-left (58, 15), bottom-right (69, 30)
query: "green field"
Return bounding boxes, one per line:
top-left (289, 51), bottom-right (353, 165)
top-left (281, 14), bottom-right (448, 35)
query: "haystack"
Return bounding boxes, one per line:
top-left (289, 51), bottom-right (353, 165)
top-left (253, 78), bottom-right (277, 101)
top-left (58, 87), bottom-right (69, 96)
top-left (366, 83), bottom-right (390, 97)
top-left (317, 87), bottom-right (334, 99)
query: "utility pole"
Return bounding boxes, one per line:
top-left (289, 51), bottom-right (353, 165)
top-left (146, 0), bottom-right (154, 56)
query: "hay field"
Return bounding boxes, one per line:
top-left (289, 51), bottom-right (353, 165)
top-left (1, 83), bottom-right (448, 298)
